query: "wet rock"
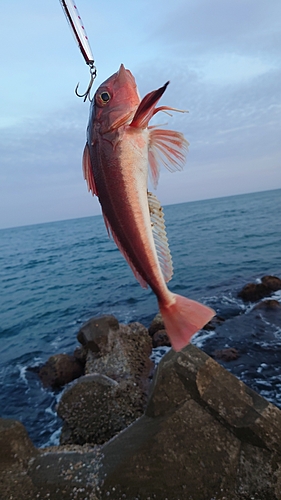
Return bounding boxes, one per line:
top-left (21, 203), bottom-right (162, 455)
top-left (201, 304), bottom-right (281, 389)
top-left (238, 275), bottom-right (281, 302)
top-left (100, 345), bottom-right (281, 499)
top-left (254, 299), bottom-right (281, 311)
top-left (38, 353), bottom-right (84, 389)
top-left (261, 275), bottom-right (281, 291)
top-left (152, 329), bottom-right (171, 348)
top-left (203, 314), bottom-right (225, 330)
top-left (213, 347), bottom-right (240, 361)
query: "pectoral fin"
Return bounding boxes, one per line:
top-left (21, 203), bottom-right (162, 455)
top-left (148, 128), bottom-right (189, 188)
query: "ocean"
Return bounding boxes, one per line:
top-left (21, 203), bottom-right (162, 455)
top-left (0, 188), bottom-right (281, 447)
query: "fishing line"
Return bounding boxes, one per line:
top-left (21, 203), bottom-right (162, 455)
top-left (59, 0), bottom-right (96, 101)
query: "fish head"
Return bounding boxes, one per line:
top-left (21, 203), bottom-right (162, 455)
top-left (92, 64), bottom-right (141, 133)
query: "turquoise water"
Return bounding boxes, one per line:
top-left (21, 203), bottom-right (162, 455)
top-left (0, 188), bottom-right (280, 445)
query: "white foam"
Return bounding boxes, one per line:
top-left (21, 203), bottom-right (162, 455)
top-left (41, 427), bottom-right (61, 448)
top-left (192, 329), bottom-right (216, 348)
top-left (150, 346), bottom-right (171, 366)
top-left (17, 365), bottom-right (28, 385)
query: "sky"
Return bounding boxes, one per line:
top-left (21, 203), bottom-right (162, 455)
top-left (0, 0), bottom-right (280, 229)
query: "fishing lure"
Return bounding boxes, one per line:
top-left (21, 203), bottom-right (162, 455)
top-left (59, 0), bottom-right (96, 100)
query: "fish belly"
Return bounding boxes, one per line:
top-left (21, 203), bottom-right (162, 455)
top-left (96, 127), bottom-right (170, 302)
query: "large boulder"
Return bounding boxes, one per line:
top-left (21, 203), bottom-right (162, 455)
top-left (99, 344), bottom-right (281, 499)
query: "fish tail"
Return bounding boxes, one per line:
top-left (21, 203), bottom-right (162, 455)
top-left (159, 294), bottom-right (215, 352)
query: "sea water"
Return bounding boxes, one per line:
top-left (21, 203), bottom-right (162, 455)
top-left (0, 188), bottom-right (280, 446)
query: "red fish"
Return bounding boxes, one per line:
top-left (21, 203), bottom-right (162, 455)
top-left (83, 64), bottom-right (215, 351)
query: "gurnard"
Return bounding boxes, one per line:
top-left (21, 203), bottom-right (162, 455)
top-left (82, 64), bottom-right (215, 351)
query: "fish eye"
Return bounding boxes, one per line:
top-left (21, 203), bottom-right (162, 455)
top-left (100, 91), bottom-right (111, 103)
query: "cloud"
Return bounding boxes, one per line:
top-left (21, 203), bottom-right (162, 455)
top-left (0, 102), bottom-right (100, 228)
top-left (1, 0), bottom-right (280, 229)
top-left (153, 0), bottom-right (281, 56)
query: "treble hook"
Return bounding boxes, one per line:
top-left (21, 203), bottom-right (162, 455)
top-left (75, 64), bottom-right (97, 102)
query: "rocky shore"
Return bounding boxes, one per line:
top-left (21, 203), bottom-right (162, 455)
top-left (1, 276), bottom-right (281, 499)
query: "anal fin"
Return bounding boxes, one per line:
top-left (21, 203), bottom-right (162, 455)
top-left (148, 192), bottom-right (173, 283)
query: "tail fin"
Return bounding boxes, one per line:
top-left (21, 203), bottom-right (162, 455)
top-left (159, 293), bottom-right (215, 352)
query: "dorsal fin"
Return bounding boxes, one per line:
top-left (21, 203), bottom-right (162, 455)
top-left (148, 128), bottom-right (189, 188)
top-left (148, 192), bottom-right (173, 282)
top-left (130, 82), bottom-right (169, 129)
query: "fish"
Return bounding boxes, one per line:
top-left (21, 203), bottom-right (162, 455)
top-left (82, 64), bottom-right (215, 351)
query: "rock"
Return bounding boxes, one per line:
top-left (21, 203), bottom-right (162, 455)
top-left (238, 275), bottom-right (281, 302)
top-left (100, 345), bottom-right (281, 499)
top-left (261, 275), bottom-right (281, 291)
top-left (148, 312), bottom-right (164, 336)
top-left (238, 282), bottom-right (271, 302)
top-left (213, 347), bottom-right (240, 361)
top-left (0, 418), bottom-right (38, 468)
top-left (73, 345), bottom-right (87, 364)
top-left (152, 329), bottom-right (171, 348)
top-left (77, 314), bottom-right (119, 352)
top-left (3, 345), bottom-right (281, 499)
top-left (38, 353), bottom-right (84, 389)
top-left (203, 314), bottom-right (225, 330)
top-left (0, 418), bottom-right (102, 500)
top-left (0, 419), bottom-right (39, 500)
top-left (201, 304), bottom-right (281, 389)
top-left (58, 317), bottom-right (154, 445)
top-left (83, 319), bottom-right (153, 393)
top-left (254, 299), bottom-right (281, 311)
top-left (57, 374), bottom-right (146, 445)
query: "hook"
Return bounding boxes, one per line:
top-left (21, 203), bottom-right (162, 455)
top-left (75, 64), bottom-right (97, 102)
